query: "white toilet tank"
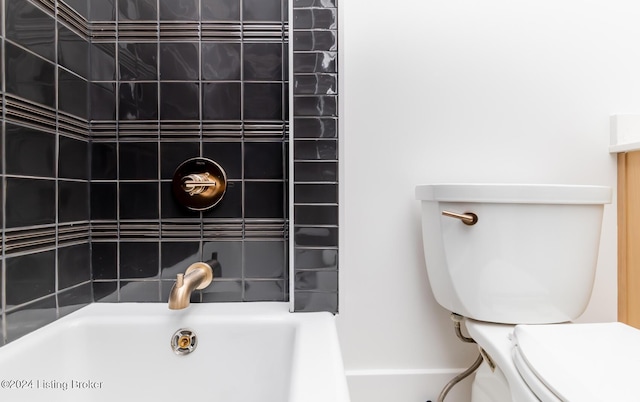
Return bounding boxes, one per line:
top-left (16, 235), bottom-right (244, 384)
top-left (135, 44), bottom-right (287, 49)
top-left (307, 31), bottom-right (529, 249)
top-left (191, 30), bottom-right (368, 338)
top-left (415, 184), bottom-right (611, 324)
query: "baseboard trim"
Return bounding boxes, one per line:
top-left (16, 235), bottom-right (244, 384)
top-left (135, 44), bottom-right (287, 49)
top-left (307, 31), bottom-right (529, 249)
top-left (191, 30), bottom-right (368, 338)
top-left (346, 368), bottom-right (472, 402)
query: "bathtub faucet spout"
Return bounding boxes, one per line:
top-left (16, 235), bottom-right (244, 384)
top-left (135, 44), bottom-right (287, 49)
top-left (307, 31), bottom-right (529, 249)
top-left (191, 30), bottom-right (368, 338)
top-left (168, 262), bottom-right (214, 309)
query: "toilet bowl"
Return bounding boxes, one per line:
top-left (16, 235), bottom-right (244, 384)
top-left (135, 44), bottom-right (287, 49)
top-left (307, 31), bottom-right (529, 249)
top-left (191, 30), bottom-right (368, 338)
top-left (414, 184), bottom-right (640, 401)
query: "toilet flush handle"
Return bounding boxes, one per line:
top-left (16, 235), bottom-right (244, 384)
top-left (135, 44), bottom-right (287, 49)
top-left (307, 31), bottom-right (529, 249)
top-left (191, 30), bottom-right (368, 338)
top-left (442, 210), bottom-right (478, 226)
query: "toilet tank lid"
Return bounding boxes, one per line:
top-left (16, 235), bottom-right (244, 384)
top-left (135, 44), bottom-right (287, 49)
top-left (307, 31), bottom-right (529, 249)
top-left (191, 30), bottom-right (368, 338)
top-left (415, 184), bottom-right (611, 204)
top-left (513, 322), bottom-right (640, 402)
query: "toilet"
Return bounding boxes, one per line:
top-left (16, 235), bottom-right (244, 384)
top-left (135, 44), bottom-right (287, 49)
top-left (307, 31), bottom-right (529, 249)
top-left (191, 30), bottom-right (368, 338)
top-left (415, 184), bottom-right (640, 402)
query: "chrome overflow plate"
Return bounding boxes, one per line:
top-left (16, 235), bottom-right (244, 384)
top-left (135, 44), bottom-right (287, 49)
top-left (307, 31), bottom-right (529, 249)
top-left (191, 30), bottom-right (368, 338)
top-left (171, 328), bottom-right (197, 355)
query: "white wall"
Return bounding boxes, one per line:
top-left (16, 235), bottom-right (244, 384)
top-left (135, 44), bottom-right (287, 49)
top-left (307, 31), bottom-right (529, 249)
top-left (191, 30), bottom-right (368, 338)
top-left (337, 1), bottom-right (640, 400)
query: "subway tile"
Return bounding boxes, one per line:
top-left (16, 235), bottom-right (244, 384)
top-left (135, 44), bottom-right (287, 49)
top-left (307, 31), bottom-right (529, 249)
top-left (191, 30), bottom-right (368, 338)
top-left (202, 142), bottom-right (242, 179)
top-left (201, 180), bottom-right (242, 218)
top-left (159, 0), bottom-right (198, 21)
top-left (294, 95), bottom-right (337, 117)
top-left (90, 82), bottom-right (116, 120)
top-left (160, 82), bottom-right (199, 120)
top-left (93, 281), bottom-right (118, 302)
top-left (294, 226), bottom-right (338, 247)
top-left (293, 8), bottom-right (336, 29)
top-left (58, 243), bottom-right (91, 289)
top-left (160, 182), bottom-right (201, 218)
top-left (245, 181), bottom-right (285, 218)
top-left (119, 142), bottom-right (158, 180)
top-left (200, 280), bottom-right (242, 302)
top-left (293, 51), bottom-right (337, 73)
top-left (293, 0), bottom-right (337, 7)
top-left (59, 181), bottom-right (90, 222)
top-left (59, 136), bottom-right (89, 180)
top-left (245, 142), bottom-right (284, 179)
top-left (160, 142), bottom-right (200, 179)
top-left (294, 292), bottom-right (337, 313)
top-left (245, 241), bottom-right (285, 278)
top-left (244, 280), bottom-right (285, 301)
top-left (243, 43), bottom-right (283, 81)
top-left (294, 205), bottom-right (338, 226)
top-left (58, 24), bottom-right (89, 79)
top-left (244, 83), bottom-right (283, 120)
top-left (5, 42), bottom-right (55, 108)
top-left (201, 43), bottom-right (241, 80)
top-left (294, 270), bottom-right (337, 292)
top-left (294, 117), bottom-right (337, 138)
top-left (64, 0), bottom-right (89, 18)
top-left (119, 182), bottom-right (159, 220)
top-left (201, 0), bottom-right (240, 21)
top-left (6, 0), bottom-right (55, 62)
top-left (119, 42), bottom-right (158, 80)
top-left (120, 281), bottom-right (161, 302)
top-left (92, 242), bottom-right (118, 280)
top-left (202, 241), bottom-right (242, 279)
top-left (5, 250), bottom-right (56, 308)
top-left (89, 0), bottom-right (116, 21)
top-left (118, 0), bottom-right (157, 20)
top-left (119, 82), bottom-right (158, 120)
top-left (202, 82), bottom-right (241, 120)
top-left (6, 296), bottom-right (57, 342)
top-left (294, 248), bottom-right (338, 270)
top-left (6, 178), bottom-right (56, 228)
top-left (294, 139), bottom-right (337, 160)
top-left (160, 42), bottom-right (199, 80)
top-left (294, 161), bottom-right (337, 181)
top-left (120, 242), bottom-right (159, 279)
top-left (90, 43), bottom-right (116, 81)
top-left (58, 283), bottom-right (92, 318)
top-left (90, 182), bottom-right (117, 220)
top-left (243, 0), bottom-right (281, 21)
top-left (59, 69), bottom-right (89, 119)
top-left (91, 142), bottom-right (118, 180)
top-left (294, 74), bottom-right (337, 95)
top-left (294, 183), bottom-right (338, 204)
top-left (161, 242), bottom-right (200, 279)
top-left (293, 31), bottom-right (337, 52)
top-left (5, 123), bottom-right (56, 177)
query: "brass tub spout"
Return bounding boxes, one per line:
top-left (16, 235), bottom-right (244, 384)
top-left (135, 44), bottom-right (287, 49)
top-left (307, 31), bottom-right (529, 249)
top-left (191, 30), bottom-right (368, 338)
top-left (168, 262), bottom-right (214, 310)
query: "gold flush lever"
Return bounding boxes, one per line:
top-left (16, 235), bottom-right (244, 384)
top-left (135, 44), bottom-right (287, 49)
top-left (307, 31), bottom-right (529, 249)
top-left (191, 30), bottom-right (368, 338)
top-left (442, 210), bottom-right (478, 226)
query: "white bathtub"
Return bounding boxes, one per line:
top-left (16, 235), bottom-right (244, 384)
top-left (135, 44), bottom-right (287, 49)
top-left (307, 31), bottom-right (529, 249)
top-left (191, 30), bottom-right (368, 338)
top-left (0, 303), bottom-right (350, 402)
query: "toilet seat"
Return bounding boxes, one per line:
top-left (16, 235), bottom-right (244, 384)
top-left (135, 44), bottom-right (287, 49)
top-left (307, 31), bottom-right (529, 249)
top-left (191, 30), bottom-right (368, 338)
top-left (466, 320), bottom-right (640, 402)
top-left (513, 322), bottom-right (640, 402)
top-left (511, 344), bottom-right (561, 402)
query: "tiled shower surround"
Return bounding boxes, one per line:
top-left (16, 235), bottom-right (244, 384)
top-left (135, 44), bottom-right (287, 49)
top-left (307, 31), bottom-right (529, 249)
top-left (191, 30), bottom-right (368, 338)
top-left (0, 0), bottom-right (338, 345)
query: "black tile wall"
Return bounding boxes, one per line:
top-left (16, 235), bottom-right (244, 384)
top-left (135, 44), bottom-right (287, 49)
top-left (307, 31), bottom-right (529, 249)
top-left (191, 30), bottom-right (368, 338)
top-left (292, 0), bottom-right (339, 312)
top-left (90, 0), bottom-right (291, 306)
top-left (1, 0), bottom-right (92, 345)
top-left (1, 0), bottom-right (339, 345)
